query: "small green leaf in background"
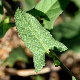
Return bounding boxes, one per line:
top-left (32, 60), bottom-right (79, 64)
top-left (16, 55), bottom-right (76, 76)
top-left (35, 75), bottom-right (43, 80)
top-left (3, 22), bottom-right (15, 35)
top-left (0, 22), bottom-right (15, 39)
top-left (51, 13), bottom-right (80, 53)
top-left (0, 16), bottom-right (15, 39)
top-left (21, 0), bottom-right (37, 11)
top-left (3, 17), bottom-right (10, 24)
top-left (15, 8), bottom-right (67, 72)
top-left (7, 47), bottom-right (29, 67)
top-left (72, 76), bottom-right (76, 80)
top-left (71, 0), bottom-right (80, 8)
top-left (0, 0), bottom-right (3, 23)
top-left (28, 0), bottom-right (70, 29)
top-left (51, 14), bottom-right (80, 40)
top-left (54, 60), bottom-right (60, 67)
top-left (0, 22), bottom-right (3, 39)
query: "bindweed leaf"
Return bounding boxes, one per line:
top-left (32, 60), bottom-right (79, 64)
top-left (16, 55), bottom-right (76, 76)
top-left (28, 0), bottom-right (70, 29)
top-left (15, 8), bottom-right (67, 72)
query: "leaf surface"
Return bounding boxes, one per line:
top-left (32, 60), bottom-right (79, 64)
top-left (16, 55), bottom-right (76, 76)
top-left (15, 8), bottom-right (67, 72)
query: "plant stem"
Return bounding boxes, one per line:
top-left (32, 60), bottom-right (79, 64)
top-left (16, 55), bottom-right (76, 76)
top-left (2, 0), bottom-right (14, 16)
top-left (49, 49), bottom-right (79, 80)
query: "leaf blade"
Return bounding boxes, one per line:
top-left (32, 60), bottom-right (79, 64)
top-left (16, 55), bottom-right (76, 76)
top-left (28, 0), bottom-right (70, 29)
top-left (15, 8), bottom-right (67, 72)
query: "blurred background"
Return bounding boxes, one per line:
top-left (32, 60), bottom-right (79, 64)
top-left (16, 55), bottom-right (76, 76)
top-left (0, 0), bottom-right (80, 80)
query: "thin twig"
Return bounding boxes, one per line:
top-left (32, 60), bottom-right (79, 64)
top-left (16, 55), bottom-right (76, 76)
top-left (2, 0), bottom-right (15, 16)
top-left (4, 67), bottom-right (50, 76)
top-left (49, 49), bottom-right (79, 80)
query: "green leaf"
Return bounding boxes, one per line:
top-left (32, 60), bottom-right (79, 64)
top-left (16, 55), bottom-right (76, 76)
top-left (7, 47), bottom-right (29, 67)
top-left (3, 22), bottom-right (15, 35)
top-left (3, 17), bottom-right (10, 24)
top-left (71, 0), bottom-right (80, 8)
top-left (21, 0), bottom-right (36, 11)
top-left (72, 76), bottom-right (76, 80)
top-left (0, 0), bottom-right (3, 23)
top-left (0, 17), bottom-right (15, 39)
top-left (35, 75), bottom-right (43, 80)
top-left (54, 60), bottom-right (60, 67)
top-left (0, 22), bottom-right (15, 39)
top-left (15, 8), bottom-right (67, 72)
top-left (28, 0), bottom-right (70, 29)
top-left (51, 13), bottom-right (80, 53)
top-left (51, 13), bottom-right (80, 40)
